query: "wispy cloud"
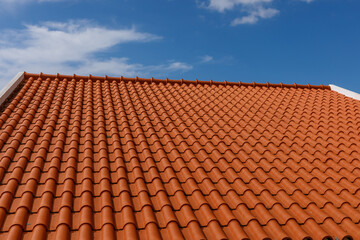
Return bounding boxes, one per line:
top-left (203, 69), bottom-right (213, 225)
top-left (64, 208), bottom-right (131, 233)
top-left (231, 7), bottom-right (279, 25)
top-left (205, 0), bottom-right (272, 12)
top-left (0, 0), bottom-right (62, 3)
top-left (0, 0), bottom-right (63, 11)
top-left (163, 62), bottom-right (193, 71)
top-left (199, 0), bottom-right (315, 25)
top-left (0, 20), bottom-right (192, 88)
top-left (199, 55), bottom-right (214, 63)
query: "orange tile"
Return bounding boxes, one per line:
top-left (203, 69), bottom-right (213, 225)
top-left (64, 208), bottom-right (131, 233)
top-left (0, 72), bottom-right (359, 239)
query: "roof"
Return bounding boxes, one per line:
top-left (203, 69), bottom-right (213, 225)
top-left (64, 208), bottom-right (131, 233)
top-left (0, 72), bottom-right (360, 240)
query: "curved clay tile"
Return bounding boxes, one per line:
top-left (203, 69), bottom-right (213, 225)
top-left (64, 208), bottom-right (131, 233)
top-left (0, 72), bottom-right (359, 239)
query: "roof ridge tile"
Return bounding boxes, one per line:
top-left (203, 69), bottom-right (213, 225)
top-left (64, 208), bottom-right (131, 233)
top-left (23, 72), bottom-right (331, 90)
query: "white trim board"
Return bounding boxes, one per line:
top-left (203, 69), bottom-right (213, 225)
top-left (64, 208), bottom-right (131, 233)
top-left (0, 72), bottom-right (25, 107)
top-left (330, 84), bottom-right (360, 101)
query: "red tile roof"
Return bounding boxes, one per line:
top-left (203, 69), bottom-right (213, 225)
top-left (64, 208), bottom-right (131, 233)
top-left (0, 72), bottom-right (359, 240)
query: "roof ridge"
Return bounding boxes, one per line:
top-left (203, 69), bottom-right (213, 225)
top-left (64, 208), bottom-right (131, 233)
top-left (24, 72), bottom-right (330, 90)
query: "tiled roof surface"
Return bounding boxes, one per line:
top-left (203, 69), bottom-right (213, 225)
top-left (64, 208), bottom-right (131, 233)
top-left (0, 73), bottom-right (359, 240)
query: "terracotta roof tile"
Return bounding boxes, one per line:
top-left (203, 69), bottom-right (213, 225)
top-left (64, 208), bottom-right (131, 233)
top-left (0, 72), bottom-right (359, 239)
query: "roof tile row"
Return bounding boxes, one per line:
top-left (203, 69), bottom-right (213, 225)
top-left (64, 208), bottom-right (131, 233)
top-left (0, 74), bottom-right (359, 239)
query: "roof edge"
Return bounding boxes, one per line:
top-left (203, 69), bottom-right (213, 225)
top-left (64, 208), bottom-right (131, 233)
top-left (330, 84), bottom-right (360, 101)
top-left (24, 72), bottom-right (330, 90)
top-left (0, 72), bottom-right (25, 107)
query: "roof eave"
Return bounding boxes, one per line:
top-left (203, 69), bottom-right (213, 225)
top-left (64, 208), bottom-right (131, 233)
top-left (330, 84), bottom-right (360, 101)
top-left (0, 72), bottom-right (25, 107)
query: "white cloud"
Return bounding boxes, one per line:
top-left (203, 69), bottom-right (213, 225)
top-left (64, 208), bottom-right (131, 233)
top-left (163, 62), bottom-right (193, 71)
top-left (200, 55), bottom-right (213, 63)
top-left (71, 58), bottom-right (192, 77)
top-left (206, 0), bottom-right (272, 12)
top-left (0, 20), bottom-right (192, 88)
top-left (231, 7), bottom-right (279, 25)
top-left (0, 0), bottom-right (62, 10)
top-left (0, 0), bottom-right (61, 3)
top-left (200, 0), bottom-right (315, 25)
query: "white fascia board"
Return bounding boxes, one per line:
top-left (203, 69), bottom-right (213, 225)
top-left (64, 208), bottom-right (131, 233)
top-left (0, 72), bottom-right (25, 107)
top-left (330, 84), bottom-right (360, 101)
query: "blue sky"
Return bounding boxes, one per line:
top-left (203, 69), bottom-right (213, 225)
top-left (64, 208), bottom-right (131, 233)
top-left (0, 0), bottom-right (359, 92)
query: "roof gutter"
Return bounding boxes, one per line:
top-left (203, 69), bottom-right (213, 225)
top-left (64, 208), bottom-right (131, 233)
top-left (330, 84), bottom-right (360, 101)
top-left (0, 72), bottom-right (25, 107)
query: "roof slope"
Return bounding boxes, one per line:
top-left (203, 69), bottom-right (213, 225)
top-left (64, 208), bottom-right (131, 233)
top-left (0, 73), bottom-right (360, 240)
